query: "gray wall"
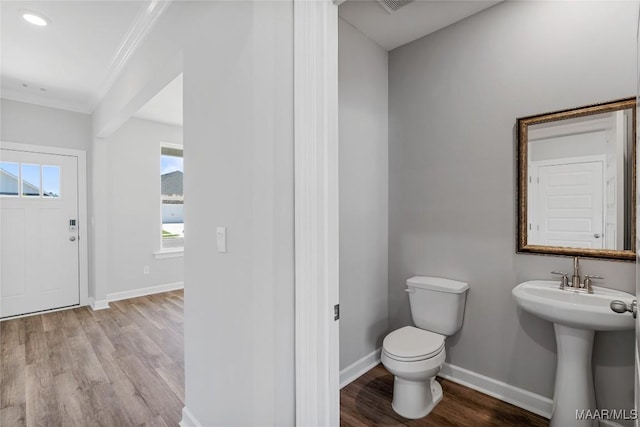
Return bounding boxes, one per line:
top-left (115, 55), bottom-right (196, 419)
top-left (105, 117), bottom-right (183, 296)
top-left (339, 19), bottom-right (389, 370)
top-left (389, 0), bottom-right (637, 418)
top-left (0, 99), bottom-right (91, 152)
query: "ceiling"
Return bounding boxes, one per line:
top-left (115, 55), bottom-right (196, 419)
top-left (0, 0), bottom-right (170, 114)
top-left (134, 73), bottom-right (183, 127)
top-left (338, 0), bottom-right (501, 51)
top-left (1, 0), bottom-right (499, 123)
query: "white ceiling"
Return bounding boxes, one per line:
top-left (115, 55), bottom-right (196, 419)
top-left (1, 0), bottom-right (498, 123)
top-left (0, 1), bottom-right (158, 113)
top-left (338, 0), bottom-right (501, 51)
top-left (134, 73), bottom-right (183, 127)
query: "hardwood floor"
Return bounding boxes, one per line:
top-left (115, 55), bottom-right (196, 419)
top-left (341, 364), bottom-right (549, 427)
top-left (3, 291), bottom-right (547, 426)
top-left (0, 290), bottom-right (184, 427)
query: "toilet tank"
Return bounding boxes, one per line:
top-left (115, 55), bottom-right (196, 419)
top-left (407, 276), bottom-right (469, 336)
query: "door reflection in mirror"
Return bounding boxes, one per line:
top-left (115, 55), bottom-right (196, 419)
top-left (517, 97), bottom-right (636, 261)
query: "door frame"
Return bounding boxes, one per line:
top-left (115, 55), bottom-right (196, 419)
top-left (294, 0), bottom-right (340, 425)
top-left (0, 141), bottom-right (89, 315)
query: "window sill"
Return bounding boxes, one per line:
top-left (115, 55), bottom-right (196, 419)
top-left (153, 248), bottom-right (184, 259)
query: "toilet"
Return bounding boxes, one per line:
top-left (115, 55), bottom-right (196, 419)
top-left (381, 276), bottom-right (469, 419)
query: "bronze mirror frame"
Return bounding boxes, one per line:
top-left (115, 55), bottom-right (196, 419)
top-left (517, 97), bottom-right (637, 261)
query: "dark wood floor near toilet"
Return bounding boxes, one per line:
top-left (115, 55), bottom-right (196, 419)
top-left (341, 364), bottom-right (550, 427)
top-left (0, 291), bottom-right (185, 427)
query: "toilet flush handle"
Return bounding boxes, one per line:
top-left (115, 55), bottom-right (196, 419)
top-left (405, 288), bottom-right (415, 293)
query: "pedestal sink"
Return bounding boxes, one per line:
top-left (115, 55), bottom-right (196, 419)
top-left (512, 280), bottom-right (635, 427)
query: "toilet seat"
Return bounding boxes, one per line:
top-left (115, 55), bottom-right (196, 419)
top-left (383, 326), bottom-right (445, 362)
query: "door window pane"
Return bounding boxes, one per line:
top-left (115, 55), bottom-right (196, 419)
top-left (42, 166), bottom-right (61, 198)
top-left (21, 164), bottom-right (40, 197)
top-left (0, 162), bottom-right (20, 196)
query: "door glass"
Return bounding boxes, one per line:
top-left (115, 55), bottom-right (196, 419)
top-left (0, 162), bottom-right (19, 196)
top-left (21, 164), bottom-right (41, 197)
top-left (42, 165), bottom-right (61, 198)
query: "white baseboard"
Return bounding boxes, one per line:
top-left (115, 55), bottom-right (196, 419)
top-left (89, 282), bottom-right (183, 312)
top-left (107, 281), bottom-right (184, 302)
top-left (89, 297), bottom-right (110, 311)
top-left (438, 362), bottom-right (552, 419)
top-left (179, 407), bottom-right (202, 427)
top-left (340, 348), bottom-right (382, 389)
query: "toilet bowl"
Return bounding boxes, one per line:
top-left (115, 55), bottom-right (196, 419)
top-left (381, 326), bottom-right (446, 419)
top-left (381, 277), bottom-right (469, 419)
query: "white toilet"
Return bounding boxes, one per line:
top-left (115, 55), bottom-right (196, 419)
top-left (381, 276), bottom-right (469, 419)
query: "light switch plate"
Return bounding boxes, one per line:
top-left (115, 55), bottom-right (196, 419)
top-left (216, 226), bottom-right (227, 253)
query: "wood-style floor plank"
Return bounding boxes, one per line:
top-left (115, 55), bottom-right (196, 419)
top-left (0, 320), bottom-right (26, 411)
top-left (0, 404), bottom-right (26, 427)
top-left (25, 361), bottom-right (60, 427)
top-left (155, 362), bottom-right (186, 404)
top-left (0, 290), bottom-right (184, 427)
top-left (340, 364), bottom-right (549, 427)
top-left (93, 350), bottom-right (156, 426)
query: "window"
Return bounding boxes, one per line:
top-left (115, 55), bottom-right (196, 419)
top-left (0, 162), bottom-right (20, 196)
top-left (0, 162), bottom-right (60, 198)
top-left (42, 166), bottom-right (61, 197)
top-left (21, 164), bottom-right (41, 197)
top-left (161, 145), bottom-right (184, 249)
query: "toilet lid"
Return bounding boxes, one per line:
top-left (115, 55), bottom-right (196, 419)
top-left (383, 326), bottom-right (444, 361)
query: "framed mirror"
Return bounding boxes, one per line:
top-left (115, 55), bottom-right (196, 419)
top-left (517, 97), bottom-right (636, 261)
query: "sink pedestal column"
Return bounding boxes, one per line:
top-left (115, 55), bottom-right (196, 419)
top-left (551, 324), bottom-right (598, 427)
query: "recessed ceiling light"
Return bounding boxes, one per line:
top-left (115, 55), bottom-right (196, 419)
top-left (22, 11), bottom-right (49, 27)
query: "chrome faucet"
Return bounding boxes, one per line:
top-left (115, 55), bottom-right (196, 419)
top-left (571, 257), bottom-right (581, 288)
top-left (551, 257), bottom-right (603, 294)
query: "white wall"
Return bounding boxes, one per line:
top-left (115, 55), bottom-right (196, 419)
top-left (93, 2), bottom-right (295, 425)
top-left (105, 117), bottom-right (183, 296)
top-left (1, 99), bottom-right (91, 151)
top-left (183, 3), bottom-right (294, 424)
top-left (388, 1), bottom-right (637, 420)
top-left (338, 19), bottom-right (389, 370)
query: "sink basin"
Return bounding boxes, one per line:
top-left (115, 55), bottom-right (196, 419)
top-left (512, 280), bottom-right (634, 331)
top-left (513, 280), bottom-right (635, 427)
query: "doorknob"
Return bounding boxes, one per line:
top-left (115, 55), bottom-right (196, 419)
top-left (69, 236), bottom-right (76, 242)
top-left (610, 300), bottom-right (637, 318)
top-left (594, 233), bottom-right (601, 238)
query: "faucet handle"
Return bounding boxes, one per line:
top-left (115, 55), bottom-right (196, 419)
top-left (583, 275), bottom-right (603, 294)
top-left (551, 271), bottom-right (569, 289)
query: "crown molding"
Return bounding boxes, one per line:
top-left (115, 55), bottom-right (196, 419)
top-left (91, 0), bottom-right (172, 111)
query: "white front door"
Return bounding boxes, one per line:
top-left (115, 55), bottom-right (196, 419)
top-left (1, 148), bottom-right (80, 318)
top-left (532, 160), bottom-right (604, 248)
